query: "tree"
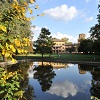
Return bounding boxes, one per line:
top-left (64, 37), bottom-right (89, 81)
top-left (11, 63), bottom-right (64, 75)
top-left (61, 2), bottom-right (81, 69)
top-left (66, 45), bottom-right (76, 53)
top-left (61, 37), bottom-right (72, 44)
top-left (89, 4), bottom-right (100, 55)
top-left (0, 0), bottom-right (37, 62)
top-left (61, 37), bottom-right (68, 44)
top-left (78, 39), bottom-right (93, 54)
top-left (34, 28), bottom-right (54, 58)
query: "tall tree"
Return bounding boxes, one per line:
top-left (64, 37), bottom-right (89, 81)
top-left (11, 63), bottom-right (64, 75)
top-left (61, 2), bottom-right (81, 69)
top-left (34, 28), bottom-right (54, 58)
top-left (0, 0), bottom-right (38, 62)
top-left (89, 4), bottom-right (100, 55)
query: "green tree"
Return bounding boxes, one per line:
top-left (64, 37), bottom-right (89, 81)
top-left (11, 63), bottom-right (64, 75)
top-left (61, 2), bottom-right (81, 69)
top-left (61, 37), bottom-right (72, 44)
top-left (78, 39), bottom-right (93, 54)
top-left (61, 37), bottom-right (68, 44)
top-left (34, 28), bottom-right (54, 58)
top-left (89, 4), bottom-right (100, 55)
top-left (0, 0), bottom-right (38, 62)
top-left (66, 45), bottom-right (76, 53)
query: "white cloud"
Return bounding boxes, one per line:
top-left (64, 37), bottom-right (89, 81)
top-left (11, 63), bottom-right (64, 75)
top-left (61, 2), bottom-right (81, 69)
top-left (44, 4), bottom-right (78, 21)
top-left (85, 17), bottom-right (93, 22)
top-left (52, 32), bottom-right (78, 43)
top-left (31, 27), bottom-right (78, 43)
top-left (47, 80), bottom-right (79, 98)
top-left (31, 26), bottom-right (41, 41)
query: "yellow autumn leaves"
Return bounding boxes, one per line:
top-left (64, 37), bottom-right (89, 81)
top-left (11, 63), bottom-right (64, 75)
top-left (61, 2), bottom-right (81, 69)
top-left (0, 0), bottom-right (44, 63)
top-left (0, 69), bottom-right (21, 85)
top-left (0, 25), bottom-right (7, 33)
top-left (0, 0), bottom-right (33, 63)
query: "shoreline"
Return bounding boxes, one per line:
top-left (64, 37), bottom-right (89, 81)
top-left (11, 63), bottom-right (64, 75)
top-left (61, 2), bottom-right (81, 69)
top-left (0, 58), bottom-right (100, 66)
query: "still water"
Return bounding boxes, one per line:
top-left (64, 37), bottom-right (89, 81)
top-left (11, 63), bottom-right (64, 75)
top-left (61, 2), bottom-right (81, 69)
top-left (1, 61), bottom-right (100, 100)
top-left (27, 62), bottom-right (100, 100)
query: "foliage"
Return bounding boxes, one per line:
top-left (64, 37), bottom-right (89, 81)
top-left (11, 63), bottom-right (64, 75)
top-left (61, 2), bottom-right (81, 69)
top-left (0, 0), bottom-right (42, 62)
top-left (61, 37), bottom-right (72, 44)
top-left (0, 66), bottom-right (24, 100)
top-left (78, 39), bottom-right (93, 54)
top-left (0, 61), bottom-right (35, 100)
top-left (34, 28), bottom-right (55, 58)
top-left (0, 0), bottom-right (34, 62)
top-left (61, 37), bottom-right (68, 44)
top-left (89, 4), bottom-right (100, 55)
top-left (66, 45), bottom-right (76, 53)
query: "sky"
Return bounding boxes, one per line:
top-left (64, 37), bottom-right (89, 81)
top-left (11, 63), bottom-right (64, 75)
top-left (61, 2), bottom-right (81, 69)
top-left (28, 0), bottom-right (99, 43)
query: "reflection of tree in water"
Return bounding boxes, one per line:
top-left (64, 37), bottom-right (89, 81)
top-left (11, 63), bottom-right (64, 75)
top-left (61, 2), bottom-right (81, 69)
top-left (78, 64), bottom-right (100, 99)
top-left (90, 67), bottom-right (100, 99)
top-left (33, 62), bottom-right (56, 92)
top-left (23, 85), bottom-right (36, 100)
top-left (4, 62), bottom-right (36, 100)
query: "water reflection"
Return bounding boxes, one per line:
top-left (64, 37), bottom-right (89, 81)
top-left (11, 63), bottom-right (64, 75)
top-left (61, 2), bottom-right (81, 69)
top-left (1, 61), bottom-right (100, 100)
top-left (33, 62), bottom-right (56, 92)
top-left (0, 62), bottom-right (35, 100)
top-left (90, 67), bottom-right (100, 99)
top-left (47, 80), bottom-right (79, 98)
top-left (78, 64), bottom-right (100, 99)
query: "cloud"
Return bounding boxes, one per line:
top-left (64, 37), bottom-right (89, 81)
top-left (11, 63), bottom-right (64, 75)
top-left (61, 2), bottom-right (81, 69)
top-left (31, 26), bottom-right (41, 41)
top-left (85, 17), bottom-right (93, 22)
top-left (31, 27), bottom-right (78, 43)
top-left (47, 80), bottom-right (79, 98)
top-left (52, 32), bottom-right (78, 43)
top-left (44, 4), bottom-right (78, 21)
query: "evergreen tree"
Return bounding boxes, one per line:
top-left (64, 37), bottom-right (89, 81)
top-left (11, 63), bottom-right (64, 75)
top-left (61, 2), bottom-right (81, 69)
top-left (34, 28), bottom-right (54, 58)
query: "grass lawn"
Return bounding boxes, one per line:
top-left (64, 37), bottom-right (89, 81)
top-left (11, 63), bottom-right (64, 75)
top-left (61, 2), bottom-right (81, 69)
top-left (15, 53), bottom-right (100, 62)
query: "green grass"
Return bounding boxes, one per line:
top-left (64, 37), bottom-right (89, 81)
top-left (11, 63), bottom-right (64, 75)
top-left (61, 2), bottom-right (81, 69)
top-left (15, 53), bottom-right (100, 62)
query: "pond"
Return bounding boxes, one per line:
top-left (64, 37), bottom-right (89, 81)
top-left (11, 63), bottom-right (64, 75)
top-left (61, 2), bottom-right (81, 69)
top-left (0, 61), bottom-right (100, 100)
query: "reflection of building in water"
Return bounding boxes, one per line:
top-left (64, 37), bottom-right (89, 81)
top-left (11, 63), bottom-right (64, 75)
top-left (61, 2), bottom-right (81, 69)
top-left (78, 64), bottom-right (86, 74)
top-left (38, 62), bottom-right (68, 69)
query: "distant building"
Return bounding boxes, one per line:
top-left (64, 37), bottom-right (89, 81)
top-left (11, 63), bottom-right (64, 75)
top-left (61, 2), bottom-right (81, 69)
top-left (52, 38), bottom-right (77, 54)
top-left (52, 38), bottom-right (66, 54)
top-left (78, 34), bottom-right (86, 44)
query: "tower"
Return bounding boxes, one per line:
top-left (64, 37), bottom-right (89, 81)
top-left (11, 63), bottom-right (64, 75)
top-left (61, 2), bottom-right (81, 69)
top-left (78, 34), bottom-right (86, 44)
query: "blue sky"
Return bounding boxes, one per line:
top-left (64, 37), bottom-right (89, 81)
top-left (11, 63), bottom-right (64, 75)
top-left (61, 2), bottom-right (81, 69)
top-left (28, 0), bottom-right (99, 43)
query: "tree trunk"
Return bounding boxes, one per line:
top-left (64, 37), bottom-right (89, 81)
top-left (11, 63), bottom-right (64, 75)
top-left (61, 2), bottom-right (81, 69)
top-left (42, 53), bottom-right (43, 58)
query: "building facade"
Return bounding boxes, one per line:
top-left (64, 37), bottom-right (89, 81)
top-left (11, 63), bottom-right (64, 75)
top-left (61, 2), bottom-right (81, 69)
top-left (52, 38), bottom-right (77, 54)
top-left (52, 38), bottom-right (66, 54)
